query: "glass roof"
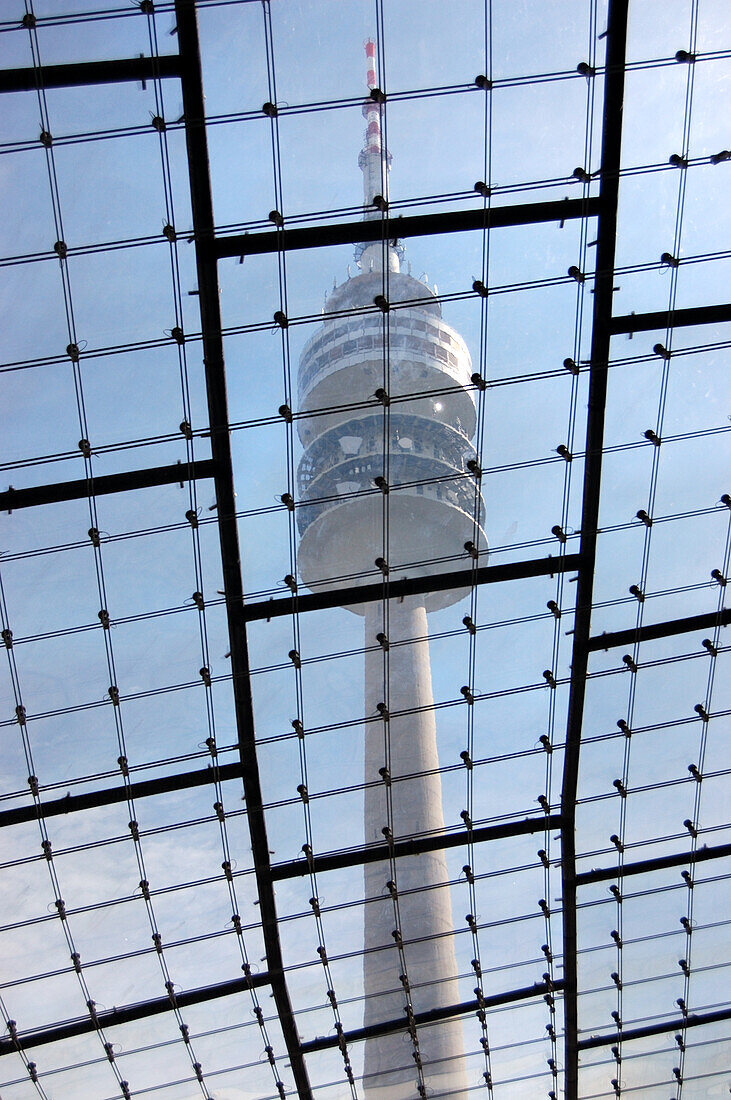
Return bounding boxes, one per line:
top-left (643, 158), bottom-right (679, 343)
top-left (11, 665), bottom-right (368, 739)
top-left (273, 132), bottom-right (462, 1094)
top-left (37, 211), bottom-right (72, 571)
top-left (1, 1), bottom-right (729, 1098)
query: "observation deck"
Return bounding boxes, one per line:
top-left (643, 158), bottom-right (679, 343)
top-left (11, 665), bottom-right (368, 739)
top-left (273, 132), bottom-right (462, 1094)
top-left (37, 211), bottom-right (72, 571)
top-left (296, 268), bottom-right (486, 611)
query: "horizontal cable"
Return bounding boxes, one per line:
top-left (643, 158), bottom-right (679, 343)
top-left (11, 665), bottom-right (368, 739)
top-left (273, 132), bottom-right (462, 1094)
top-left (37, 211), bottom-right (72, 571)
top-left (0, 756), bottom-right (550, 868)
top-left (575, 761), bottom-right (731, 808)
top-left (0, 163), bottom-right (725, 274)
top-left (0, 2), bottom-right (188, 32)
top-left (576, 819), bottom-right (731, 867)
top-left (4, 872), bottom-right (551, 994)
top-left (0, 461), bottom-right (722, 577)
top-left (581, 1069), bottom-right (731, 1100)
top-left (578, 955), bottom-right (731, 998)
top-left (4, 414), bottom-right (726, 523)
top-left (2, 257), bottom-right (728, 378)
top-left (1, 991), bottom-right (574, 1088)
top-left (11, 732), bottom-right (722, 867)
top-left (1, 47), bottom-right (726, 152)
top-left (0, 636), bottom-right (723, 742)
top-left (0, 686), bottom-right (718, 820)
top-left (0, 639), bottom-right (720, 734)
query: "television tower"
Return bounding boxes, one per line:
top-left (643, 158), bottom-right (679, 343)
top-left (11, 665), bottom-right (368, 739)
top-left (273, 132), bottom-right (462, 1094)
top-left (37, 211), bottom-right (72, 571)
top-left (296, 40), bottom-right (485, 1098)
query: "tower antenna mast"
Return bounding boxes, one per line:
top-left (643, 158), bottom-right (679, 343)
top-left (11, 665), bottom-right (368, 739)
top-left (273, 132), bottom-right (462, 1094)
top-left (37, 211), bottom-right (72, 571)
top-left (359, 38), bottom-right (391, 208)
top-left (357, 40), bottom-right (398, 271)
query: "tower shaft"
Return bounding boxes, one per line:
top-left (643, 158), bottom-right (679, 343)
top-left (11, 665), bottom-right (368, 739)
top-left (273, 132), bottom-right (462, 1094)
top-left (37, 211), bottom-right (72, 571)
top-left (363, 599), bottom-right (471, 1098)
top-left (295, 37), bottom-right (486, 1096)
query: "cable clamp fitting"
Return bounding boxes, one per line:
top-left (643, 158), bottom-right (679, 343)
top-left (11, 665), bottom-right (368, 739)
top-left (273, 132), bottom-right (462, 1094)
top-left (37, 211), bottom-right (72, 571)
top-left (462, 614), bottom-right (477, 634)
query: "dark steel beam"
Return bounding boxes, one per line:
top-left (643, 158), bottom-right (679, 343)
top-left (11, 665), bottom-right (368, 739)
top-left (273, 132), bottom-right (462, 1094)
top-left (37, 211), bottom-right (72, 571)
top-left (243, 554), bottom-right (582, 623)
top-left (0, 762), bottom-right (243, 829)
top-left (588, 608), bottom-right (730, 651)
top-left (559, 4), bottom-right (629, 1097)
top-left (300, 980), bottom-right (562, 1053)
top-left (0, 54), bottom-right (182, 94)
top-left (272, 815), bottom-right (561, 881)
top-left (610, 301), bottom-right (731, 335)
top-left (1, 459), bottom-right (216, 512)
top-left (0, 973), bottom-right (270, 1057)
top-left (575, 842), bottom-right (731, 886)
top-left (577, 1006), bottom-right (731, 1050)
top-left (212, 197), bottom-right (601, 260)
top-left (174, 4), bottom-right (311, 1096)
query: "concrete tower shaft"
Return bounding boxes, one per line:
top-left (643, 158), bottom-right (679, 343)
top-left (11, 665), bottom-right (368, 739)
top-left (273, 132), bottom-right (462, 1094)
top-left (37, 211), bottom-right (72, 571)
top-left (363, 599), bottom-right (471, 1098)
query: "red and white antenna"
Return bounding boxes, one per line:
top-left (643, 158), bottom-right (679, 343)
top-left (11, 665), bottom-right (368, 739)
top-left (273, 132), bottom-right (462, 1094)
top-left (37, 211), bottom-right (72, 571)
top-left (365, 37), bottom-right (378, 92)
top-left (359, 39), bottom-right (387, 202)
top-left (357, 39), bottom-right (398, 270)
